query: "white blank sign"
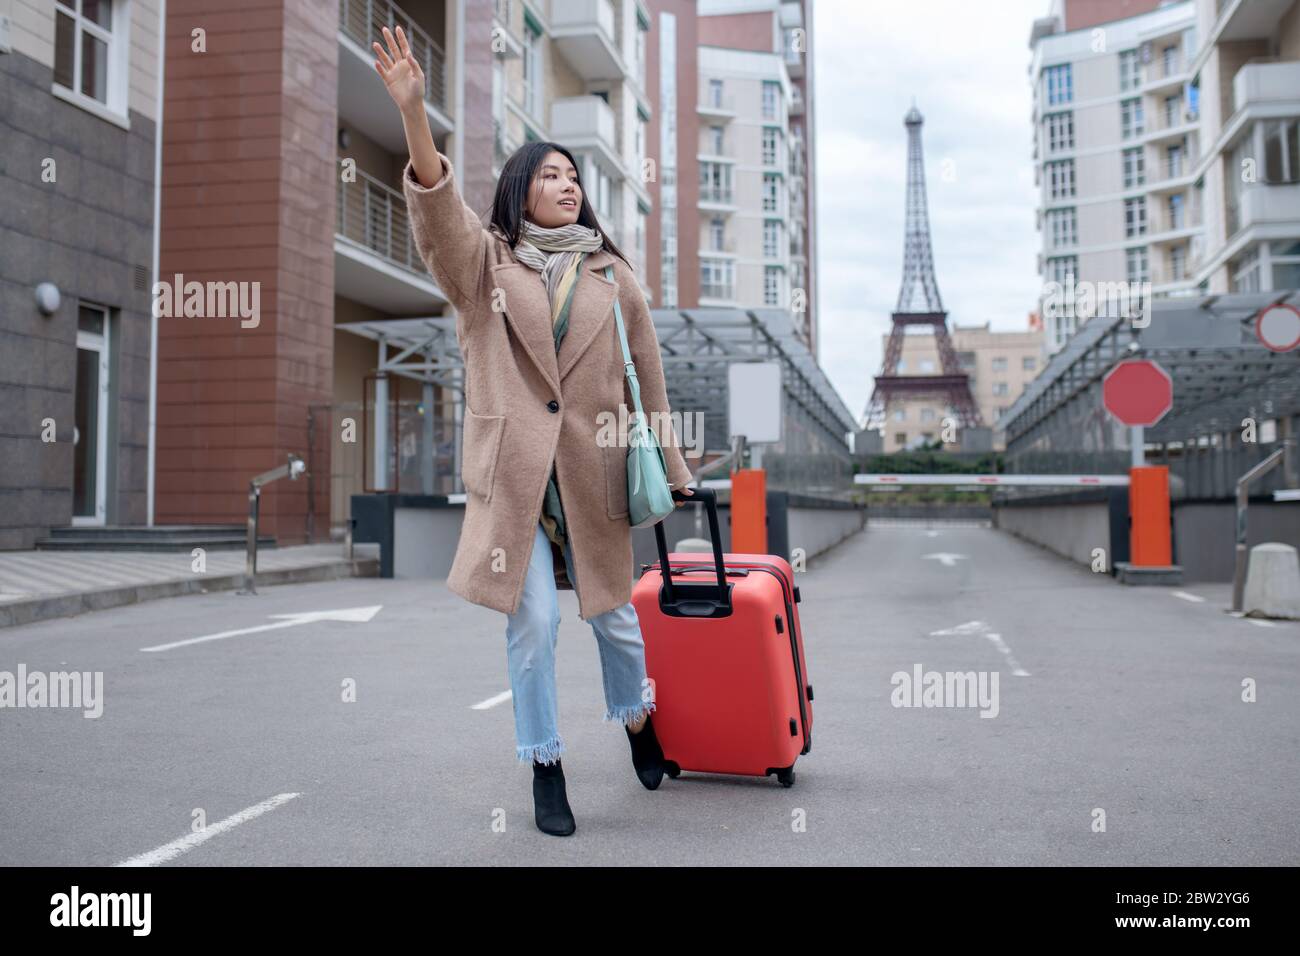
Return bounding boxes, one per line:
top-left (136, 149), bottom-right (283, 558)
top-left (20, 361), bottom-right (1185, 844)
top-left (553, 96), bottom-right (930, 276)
top-left (728, 362), bottom-right (782, 443)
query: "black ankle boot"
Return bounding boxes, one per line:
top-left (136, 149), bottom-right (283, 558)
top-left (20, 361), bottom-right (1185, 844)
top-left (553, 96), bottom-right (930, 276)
top-left (625, 713), bottom-right (666, 790)
top-left (532, 758), bottom-right (576, 836)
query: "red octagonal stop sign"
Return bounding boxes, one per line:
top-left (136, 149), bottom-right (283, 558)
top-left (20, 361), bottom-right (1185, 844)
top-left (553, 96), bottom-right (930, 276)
top-left (1103, 359), bottom-right (1173, 426)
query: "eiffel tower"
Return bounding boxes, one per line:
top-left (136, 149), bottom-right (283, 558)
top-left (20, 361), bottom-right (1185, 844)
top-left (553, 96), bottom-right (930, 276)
top-left (865, 106), bottom-right (981, 433)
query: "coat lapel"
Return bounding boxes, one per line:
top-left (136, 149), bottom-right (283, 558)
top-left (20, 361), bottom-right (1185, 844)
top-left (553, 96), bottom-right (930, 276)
top-left (557, 249), bottom-right (618, 382)
top-left (489, 261), bottom-right (561, 395)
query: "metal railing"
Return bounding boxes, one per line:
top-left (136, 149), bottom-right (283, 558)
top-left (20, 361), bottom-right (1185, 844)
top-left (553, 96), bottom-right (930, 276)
top-left (339, 0), bottom-right (448, 113)
top-left (699, 185), bottom-right (734, 204)
top-left (336, 169), bottom-right (420, 273)
top-left (699, 282), bottom-right (735, 299)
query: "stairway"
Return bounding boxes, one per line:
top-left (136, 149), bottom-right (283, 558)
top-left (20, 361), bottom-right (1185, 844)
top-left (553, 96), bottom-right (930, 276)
top-left (34, 525), bottom-right (276, 552)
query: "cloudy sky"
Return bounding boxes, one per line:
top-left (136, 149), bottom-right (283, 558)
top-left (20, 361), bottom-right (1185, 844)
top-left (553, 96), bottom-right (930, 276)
top-left (811, 0), bottom-right (1047, 425)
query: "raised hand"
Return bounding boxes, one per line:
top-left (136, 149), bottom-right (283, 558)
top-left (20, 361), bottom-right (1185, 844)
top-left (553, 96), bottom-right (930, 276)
top-left (372, 25), bottom-right (425, 117)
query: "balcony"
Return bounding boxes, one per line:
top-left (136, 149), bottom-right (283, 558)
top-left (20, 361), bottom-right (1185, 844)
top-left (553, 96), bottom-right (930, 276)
top-left (699, 281), bottom-right (736, 302)
top-left (1235, 184), bottom-right (1300, 235)
top-left (335, 170), bottom-right (449, 312)
top-left (1147, 150), bottom-right (1200, 190)
top-left (551, 0), bottom-right (625, 81)
top-left (338, 0), bottom-right (451, 150)
top-left (697, 93), bottom-right (737, 121)
top-left (1232, 60), bottom-right (1300, 114)
top-left (698, 184), bottom-right (737, 212)
top-left (550, 95), bottom-right (619, 171)
top-left (702, 235), bottom-right (738, 255)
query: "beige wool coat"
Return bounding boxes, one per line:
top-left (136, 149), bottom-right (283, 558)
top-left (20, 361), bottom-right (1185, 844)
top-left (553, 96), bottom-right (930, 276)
top-left (401, 154), bottom-right (694, 621)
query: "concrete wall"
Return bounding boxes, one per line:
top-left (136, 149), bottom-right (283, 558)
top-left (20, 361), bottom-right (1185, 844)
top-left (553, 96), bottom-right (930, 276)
top-left (1173, 502), bottom-right (1300, 582)
top-left (995, 501), bottom-right (1112, 568)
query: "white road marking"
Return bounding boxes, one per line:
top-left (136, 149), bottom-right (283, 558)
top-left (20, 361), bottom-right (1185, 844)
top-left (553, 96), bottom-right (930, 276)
top-left (115, 793), bottom-right (301, 866)
top-left (1246, 618), bottom-right (1277, 628)
top-left (472, 690), bottom-right (513, 710)
top-left (140, 606), bottom-right (383, 652)
top-left (925, 530), bottom-right (941, 538)
top-left (1172, 591), bottom-right (1206, 603)
top-left (922, 552), bottom-right (967, 567)
top-left (930, 620), bottom-right (1031, 677)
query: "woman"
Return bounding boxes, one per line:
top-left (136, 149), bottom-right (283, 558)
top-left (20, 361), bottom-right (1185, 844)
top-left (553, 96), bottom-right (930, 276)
top-left (374, 26), bottom-right (695, 837)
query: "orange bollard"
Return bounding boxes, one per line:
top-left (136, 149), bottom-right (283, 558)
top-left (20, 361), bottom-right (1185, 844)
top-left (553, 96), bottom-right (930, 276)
top-left (1129, 465), bottom-right (1172, 566)
top-left (730, 468), bottom-right (767, 554)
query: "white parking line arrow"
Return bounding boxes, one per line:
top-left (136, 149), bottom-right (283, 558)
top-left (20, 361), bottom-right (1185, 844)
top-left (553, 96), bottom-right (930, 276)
top-left (923, 552), bottom-right (967, 567)
top-left (141, 606), bottom-right (383, 652)
top-left (929, 620), bottom-right (1031, 677)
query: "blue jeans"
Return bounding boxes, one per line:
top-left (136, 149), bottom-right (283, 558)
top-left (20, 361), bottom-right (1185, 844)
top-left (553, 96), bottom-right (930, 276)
top-left (503, 521), bottom-right (656, 765)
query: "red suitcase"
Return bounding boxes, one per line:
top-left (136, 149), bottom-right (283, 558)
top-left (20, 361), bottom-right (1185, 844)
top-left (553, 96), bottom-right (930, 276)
top-left (633, 488), bottom-right (813, 787)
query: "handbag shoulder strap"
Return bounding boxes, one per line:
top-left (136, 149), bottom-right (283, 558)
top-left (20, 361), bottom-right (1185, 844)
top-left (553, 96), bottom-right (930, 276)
top-left (605, 264), bottom-right (648, 426)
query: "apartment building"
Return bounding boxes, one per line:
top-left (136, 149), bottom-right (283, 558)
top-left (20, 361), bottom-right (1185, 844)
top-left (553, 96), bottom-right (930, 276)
top-left (1030, 0), bottom-right (1202, 353)
top-left (1189, 0), bottom-right (1300, 293)
top-left (694, 0), bottom-right (818, 357)
top-left (880, 322), bottom-right (1046, 451)
top-left (1, 0), bottom-right (165, 548)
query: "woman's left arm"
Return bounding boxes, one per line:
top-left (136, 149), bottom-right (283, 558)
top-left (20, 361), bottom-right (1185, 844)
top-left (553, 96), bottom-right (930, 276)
top-left (621, 272), bottom-right (694, 491)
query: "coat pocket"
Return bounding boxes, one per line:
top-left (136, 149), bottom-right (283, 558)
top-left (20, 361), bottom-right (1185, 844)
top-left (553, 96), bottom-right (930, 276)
top-left (602, 440), bottom-right (629, 519)
top-left (461, 407), bottom-right (506, 502)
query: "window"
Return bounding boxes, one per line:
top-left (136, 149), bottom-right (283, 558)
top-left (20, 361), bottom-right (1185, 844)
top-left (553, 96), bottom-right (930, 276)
top-left (762, 127), bottom-right (779, 166)
top-left (1048, 255), bottom-right (1077, 284)
top-left (1045, 64), bottom-right (1072, 106)
top-left (700, 258), bottom-right (734, 297)
top-left (700, 162), bottom-right (732, 203)
top-left (1119, 50), bottom-right (1141, 92)
top-left (708, 79), bottom-right (724, 108)
top-left (1163, 45), bottom-right (1177, 77)
top-left (1126, 246), bottom-right (1149, 283)
top-left (1163, 93), bottom-right (1181, 128)
top-left (1046, 112), bottom-right (1074, 152)
top-left (54, 0), bottom-right (117, 107)
top-left (523, 22), bottom-right (542, 118)
top-left (1271, 240), bottom-right (1300, 289)
top-left (710, 216), bottom-right (725, 251)
top-left (764, 267), bottom-right (781, 306)
top-left (1046, 160), bottom-right (1075, 199)
top-left (1047, 208), bottom-right (1077, 248)
top-left (1121, 98), bottom-right (1144, 139)
top-left (1166, 144), bottom-right (1183, 178)
top-left (895, 432), bottom-right (907, 447)
top-left (919, 359), bottom-right (935, 373)
top-left (1263, 119), bottom-right (1300, 183)
top-left (958, 351), bottom-right (977, 370)
top-left (763, 219), bottom-right (780, 258)
top-left (1170, 244), bottom-right (1187, 281)
top-left (1125, 197), bottom-right (1147, 238)
top-left (894, 409), bottom-right (906, 422)
top-left (1168, 193), bottom-right (1185, 230)
top-left (1230, 246), bottom-right (1261, 293)
top-left (709, 125), bottom-right (724, 155)
top-left (991, 357), bottom-right (1007, 373)
top-left (762, 81), bottom-right (780, 120)
top-left (993, 383), bottom-right (1010, 397)
top-left (763, 174), bottom-right (779, 213)
top-left (1122, 147), bottom-right (1145, 188)
top-left (1023, 356), bottom-right (1037, 372)
top-left (920, 408), bottom-right (935, 422)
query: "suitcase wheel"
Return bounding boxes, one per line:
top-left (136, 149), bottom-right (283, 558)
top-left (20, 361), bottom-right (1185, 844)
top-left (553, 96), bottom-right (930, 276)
top-left (776, 766), bottom-right (796, 788)
top-left (663, 760), bottom-right (681, 779)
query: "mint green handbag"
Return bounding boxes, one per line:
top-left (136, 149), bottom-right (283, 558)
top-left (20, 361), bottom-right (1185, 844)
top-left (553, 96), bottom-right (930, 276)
top-left (606, 265), bottom-right (676, 528)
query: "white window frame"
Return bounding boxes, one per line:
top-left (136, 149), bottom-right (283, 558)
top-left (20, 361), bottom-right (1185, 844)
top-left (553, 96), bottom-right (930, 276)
top-left (1045, 64), bottom-right (1072, 106)
top-left (1122, 147), bottom-right (1145, 189)
top-left (52, 0), bottom-right (131, 129)
top-left (764, 266), bottom-right (781, 306)
top-left (1047, 159), bottom-right (1075, 199)
top-left (72, 303), bottom-right (111, 526)
top-left (1046, 112), bottom-right (1074, 153)
top-left (1126, 246), bottom-right (1149, 283)
top-left (763, 219), bottom-right (780, 258)
top-left (523, 22), bottom-right (543, 120)
top-left (1047, 208), bottom-right (1077, 248)
top-left (1121, 98), bottom-right (1144, 139)
top-left (762, 81), bottom-right (780, 120)
top-left (1125, 197), bottom-right (1148, 238)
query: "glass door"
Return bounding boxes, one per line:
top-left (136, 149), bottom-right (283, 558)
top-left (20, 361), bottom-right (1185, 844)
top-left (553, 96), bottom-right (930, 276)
top-left (73, 304), bottom-right (110, 525)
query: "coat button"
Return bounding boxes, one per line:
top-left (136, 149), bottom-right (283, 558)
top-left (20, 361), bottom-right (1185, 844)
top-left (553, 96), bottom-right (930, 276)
top-left (547, 400), bottom-right (560, 412)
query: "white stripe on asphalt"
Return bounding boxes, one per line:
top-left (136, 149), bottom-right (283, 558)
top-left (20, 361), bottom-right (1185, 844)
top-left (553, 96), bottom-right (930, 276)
top-left (114, 793), bottom-right (301, 866)
top-left (929, 620), bottom-right (1030, 677)
top-left (472, 690), bottom-right (513, 710)
top-left (1246, 618), bottom-right (1277, 628)
top-left (1172, 591), bottom-right (1206, 603)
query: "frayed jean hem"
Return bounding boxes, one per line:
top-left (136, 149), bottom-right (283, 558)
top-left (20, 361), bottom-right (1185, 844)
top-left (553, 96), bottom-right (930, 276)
top-left (603, 698), bottom-right (657, 726)
top-left (518, 734), bottom-right (564, 765)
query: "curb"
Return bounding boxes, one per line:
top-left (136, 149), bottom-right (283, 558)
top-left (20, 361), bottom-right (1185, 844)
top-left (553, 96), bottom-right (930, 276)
top-left (0, 557), bottom-right (381, 630)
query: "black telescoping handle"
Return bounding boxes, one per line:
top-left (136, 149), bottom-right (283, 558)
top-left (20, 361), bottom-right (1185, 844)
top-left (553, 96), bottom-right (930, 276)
top-left (653, 487), bottom-right (727, 606)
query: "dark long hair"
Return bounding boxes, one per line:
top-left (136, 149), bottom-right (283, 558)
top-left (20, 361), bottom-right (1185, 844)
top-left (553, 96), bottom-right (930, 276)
top-left (489, 141), bottom-right (631, 269)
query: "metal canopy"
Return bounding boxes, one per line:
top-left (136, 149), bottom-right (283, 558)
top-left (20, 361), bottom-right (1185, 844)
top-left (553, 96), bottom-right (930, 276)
top-left (338, 307), bottom-right (859, 464)
top-left (1000, 292), bottom-right (1300, 453)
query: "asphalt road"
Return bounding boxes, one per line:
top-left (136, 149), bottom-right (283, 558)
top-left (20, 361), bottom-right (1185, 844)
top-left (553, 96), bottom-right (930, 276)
top-left (1, 523), bottom-right (1297, 865)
